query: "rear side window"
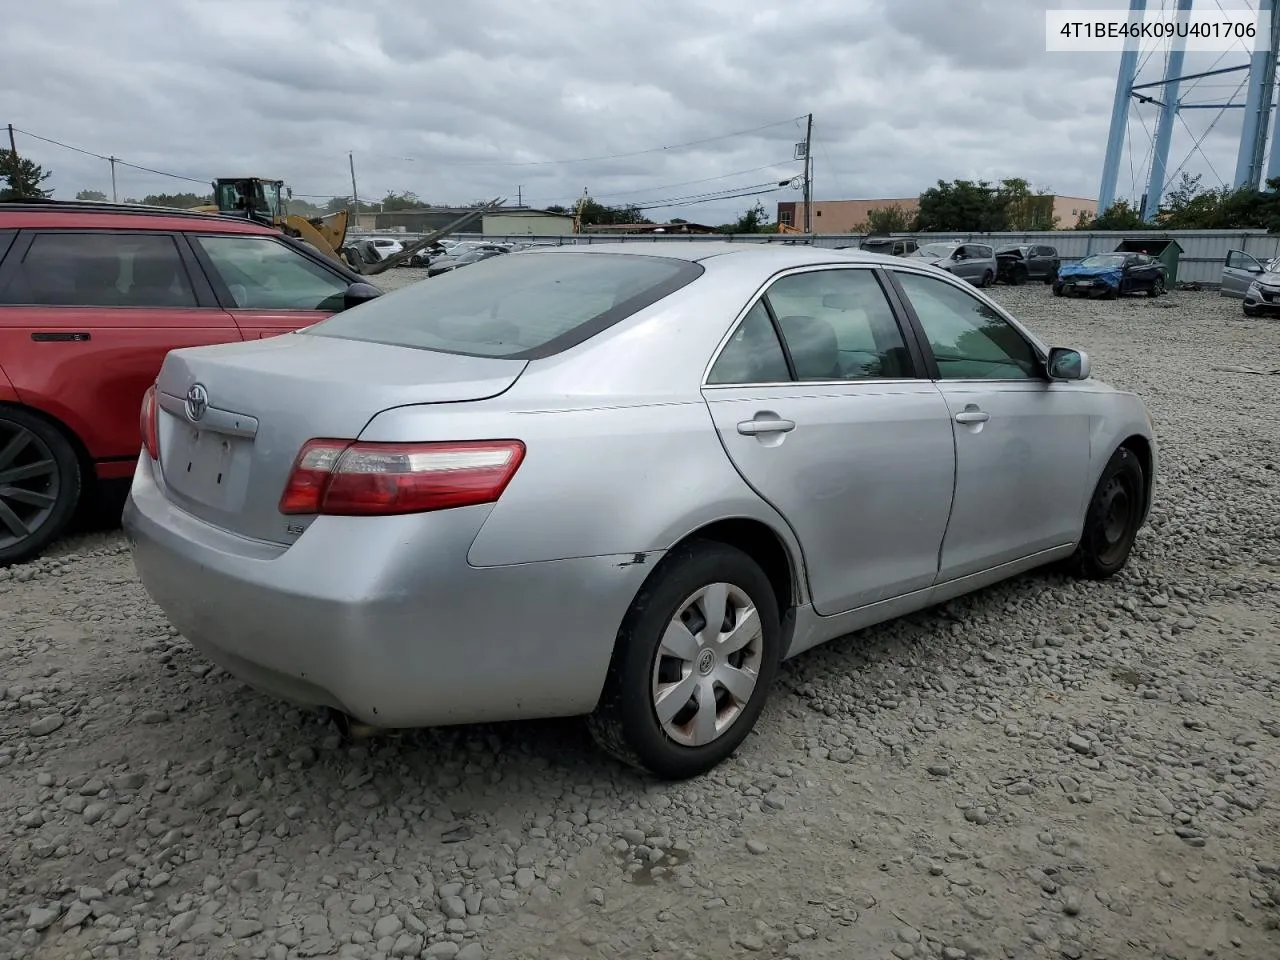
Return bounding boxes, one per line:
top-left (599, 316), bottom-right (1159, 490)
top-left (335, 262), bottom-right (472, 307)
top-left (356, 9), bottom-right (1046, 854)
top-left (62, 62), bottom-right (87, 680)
top-left (0, 232), bottom-right (197, 308)
top-left (194, 235), bottom-right (349, 311)
top-left (306, 252), bottom-right (702, 359)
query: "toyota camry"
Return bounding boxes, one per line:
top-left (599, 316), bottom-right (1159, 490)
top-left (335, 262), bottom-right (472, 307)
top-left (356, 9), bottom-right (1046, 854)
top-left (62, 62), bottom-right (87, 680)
top-left (124, 243), bottom-right (1156, 779)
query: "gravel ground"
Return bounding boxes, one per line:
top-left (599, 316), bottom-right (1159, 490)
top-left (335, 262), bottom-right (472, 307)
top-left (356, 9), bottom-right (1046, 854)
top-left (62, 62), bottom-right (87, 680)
top-left (1, 277), bottom-right (1278, 960)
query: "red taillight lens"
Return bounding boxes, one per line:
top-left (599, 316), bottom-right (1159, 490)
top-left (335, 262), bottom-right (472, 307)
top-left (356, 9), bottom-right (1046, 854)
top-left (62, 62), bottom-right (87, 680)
top-left (278, 439), bottom-right (526, 516)
top-left (140, 385), bottom-right (160, 462)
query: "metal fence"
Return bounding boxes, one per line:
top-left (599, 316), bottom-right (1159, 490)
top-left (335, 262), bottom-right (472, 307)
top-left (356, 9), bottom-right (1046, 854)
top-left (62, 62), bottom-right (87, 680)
top-left (408, 229), bottom-right (1280, 286)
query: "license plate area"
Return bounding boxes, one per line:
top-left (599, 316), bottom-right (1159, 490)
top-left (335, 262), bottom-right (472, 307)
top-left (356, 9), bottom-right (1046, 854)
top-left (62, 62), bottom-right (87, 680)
top-left (165, 426), bottom-right (247, 509)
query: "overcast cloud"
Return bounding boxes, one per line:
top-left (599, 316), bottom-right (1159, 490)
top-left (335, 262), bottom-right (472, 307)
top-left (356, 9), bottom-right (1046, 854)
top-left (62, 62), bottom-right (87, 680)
top-left (0, 0), bottom-right (1267, 224)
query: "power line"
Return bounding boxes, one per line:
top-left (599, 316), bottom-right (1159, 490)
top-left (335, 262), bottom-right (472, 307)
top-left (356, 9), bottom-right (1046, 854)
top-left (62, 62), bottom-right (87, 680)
top-left (11, 127), bottom-right (208, 184)
top-left (397, 115), bottom-right (808, 168)
top-left (525, 159), bottom-right (801, 209)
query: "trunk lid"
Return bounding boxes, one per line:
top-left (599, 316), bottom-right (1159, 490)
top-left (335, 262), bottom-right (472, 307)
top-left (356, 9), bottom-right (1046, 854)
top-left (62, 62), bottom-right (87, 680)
top-left (153, 333), bottom-right (526, 543)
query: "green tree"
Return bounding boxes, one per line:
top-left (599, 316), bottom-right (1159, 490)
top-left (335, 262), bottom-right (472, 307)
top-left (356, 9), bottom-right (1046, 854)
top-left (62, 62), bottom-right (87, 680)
top-left (1080, 201), bottom-right (1146, 230)
top-left (141, 192), bottom-right (212, 208)
top-left (914, 179), bottom-right (1010, 232)
top-left (0, 150), bottom-right (52, 200)
top-left (576, 197), bottom-right (651, 226)
top-left (325, 196), bottom-right (353, 215)
top-left (857, 204), bottom-right (913, 233)
top-left (722, 201), bottom-right (771, 234)
top-left (1002, 178), bottom-right (1058, 230)
top-left (379, 190), bottom-right (429, 211)
top-left (75, 189), bottom-right (108, 201)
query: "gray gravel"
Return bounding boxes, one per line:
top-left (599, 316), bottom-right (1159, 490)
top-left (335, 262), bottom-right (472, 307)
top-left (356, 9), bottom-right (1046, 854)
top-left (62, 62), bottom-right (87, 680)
top-left (2, 277), bottom-right (1279, 960)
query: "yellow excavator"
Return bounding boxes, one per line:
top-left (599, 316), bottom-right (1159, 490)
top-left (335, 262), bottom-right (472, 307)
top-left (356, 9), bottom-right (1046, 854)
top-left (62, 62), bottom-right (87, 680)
top-left (190, 178), bottom-right (350, 265)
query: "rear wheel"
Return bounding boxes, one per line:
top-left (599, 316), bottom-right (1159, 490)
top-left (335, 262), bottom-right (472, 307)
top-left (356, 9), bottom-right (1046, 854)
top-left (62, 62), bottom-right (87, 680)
top-left (587, 541), bottom-right (782, 779)
top-left (0, 407), bottom-right (82, 567)
top-left (1066, 446), bottom-right (1145, 580)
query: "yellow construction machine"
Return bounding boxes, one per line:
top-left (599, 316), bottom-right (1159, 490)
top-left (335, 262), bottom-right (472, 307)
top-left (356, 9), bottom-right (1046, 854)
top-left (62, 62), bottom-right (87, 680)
top-left (190, 178), bottom-right (350, 265)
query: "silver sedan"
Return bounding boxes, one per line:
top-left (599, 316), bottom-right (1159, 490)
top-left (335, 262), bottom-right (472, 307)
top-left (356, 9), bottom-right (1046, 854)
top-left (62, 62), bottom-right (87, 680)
top-left (124, 243), bottom-right (1157, 779)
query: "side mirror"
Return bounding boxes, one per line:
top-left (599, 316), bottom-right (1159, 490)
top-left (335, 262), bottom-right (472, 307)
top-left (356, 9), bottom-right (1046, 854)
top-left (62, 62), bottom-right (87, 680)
top-left (343, 281), bottom-right (382, 310)
top-left (1047, 347), bottom-right (1090, 381)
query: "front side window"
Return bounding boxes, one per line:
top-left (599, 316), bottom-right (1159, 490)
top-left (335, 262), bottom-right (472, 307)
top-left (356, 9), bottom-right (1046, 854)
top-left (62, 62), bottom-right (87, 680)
top-left (1226, 250), bottom-right (1260, 271)
top-left (194, 235), bottom-right (349, 311)
top-left (765, 269), bottom-right (913, 380)
top-left (894, 271), bottom-right (1040, 381)
top-left (0, 232), bottom-right (197, 308)
top-left (706, 302), bottom-right (789, 385)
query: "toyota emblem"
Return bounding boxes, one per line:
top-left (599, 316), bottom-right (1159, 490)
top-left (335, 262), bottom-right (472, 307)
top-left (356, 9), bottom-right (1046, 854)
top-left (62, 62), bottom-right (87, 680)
top-left (185, 383), bottom-right (209, 422)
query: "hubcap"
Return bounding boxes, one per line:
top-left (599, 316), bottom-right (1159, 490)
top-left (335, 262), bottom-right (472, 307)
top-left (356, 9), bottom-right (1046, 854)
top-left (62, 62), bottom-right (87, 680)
top-left (0, 421), bottom-right (59, 551)
top-left (650, 582), bottom-right (764, 748)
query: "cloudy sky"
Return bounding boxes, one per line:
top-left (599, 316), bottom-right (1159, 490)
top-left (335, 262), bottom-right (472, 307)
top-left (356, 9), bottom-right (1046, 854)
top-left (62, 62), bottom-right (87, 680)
top-left (0, 0), bottom-right (1268, 224)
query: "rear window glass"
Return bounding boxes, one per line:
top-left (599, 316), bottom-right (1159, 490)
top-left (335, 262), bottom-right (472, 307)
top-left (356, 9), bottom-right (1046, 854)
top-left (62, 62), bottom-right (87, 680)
top-left (304, 252), bottom-right (702, 359)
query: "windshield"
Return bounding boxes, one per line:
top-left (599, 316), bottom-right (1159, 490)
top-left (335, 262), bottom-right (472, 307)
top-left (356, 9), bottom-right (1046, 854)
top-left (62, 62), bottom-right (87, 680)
top-left (917, 243), bottom-right (958, 259)
top-left (1080, 254), bottom-right (1126, 268)
top-left (306, 252), bottom-right (702, 359)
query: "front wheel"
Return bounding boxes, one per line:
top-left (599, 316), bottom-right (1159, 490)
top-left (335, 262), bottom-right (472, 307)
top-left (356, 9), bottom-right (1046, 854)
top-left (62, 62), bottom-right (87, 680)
top-left (1010, 266), bottom-right (1027, 286)
top-left (1066, 447), bottom-right (1145, 580)
top-left (0, 407), bottom-right (82, 567)
top-left (1052, 283), bottom-right (1064, 297)
top-left (980, 270), bottom-right (994, 288)
top-left (1149, 277), bottom-right (1166, 297)
top-left (587, 541), bottom-right (782, 779)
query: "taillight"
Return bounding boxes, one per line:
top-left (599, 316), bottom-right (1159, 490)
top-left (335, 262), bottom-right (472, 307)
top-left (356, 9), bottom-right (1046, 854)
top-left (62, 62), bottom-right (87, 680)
top-left (140, 385), bottom-right (160, 462)
top-left (278, 439), bottom-right (525, 516)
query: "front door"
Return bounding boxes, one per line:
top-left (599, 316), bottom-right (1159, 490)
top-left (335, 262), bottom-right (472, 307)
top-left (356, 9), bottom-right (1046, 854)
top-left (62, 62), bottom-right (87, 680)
top-left (187, 233), bottom-right (352, 337)
top-left (702, 267), bottom-right (956, 615)
top-left (1221, 249), bottom-right (1263, 298)
top-left (890, 269), bottom-right (1092, 582)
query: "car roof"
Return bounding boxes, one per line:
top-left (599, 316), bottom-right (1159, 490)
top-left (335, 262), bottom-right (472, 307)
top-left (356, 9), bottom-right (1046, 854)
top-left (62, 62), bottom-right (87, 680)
top-left (525, 241), bottom-right (904, 268)
top-left (0, 200), bottom-right (280, 235)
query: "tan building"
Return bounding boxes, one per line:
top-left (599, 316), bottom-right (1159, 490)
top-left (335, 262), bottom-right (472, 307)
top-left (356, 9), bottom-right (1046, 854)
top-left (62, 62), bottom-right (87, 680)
top-left (777, 195), bottom-right (1098, 233)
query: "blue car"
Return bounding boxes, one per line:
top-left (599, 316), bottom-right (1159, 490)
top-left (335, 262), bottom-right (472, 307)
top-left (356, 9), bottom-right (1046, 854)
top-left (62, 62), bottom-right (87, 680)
top-left (1053, 253), bottom-right (1167, 299)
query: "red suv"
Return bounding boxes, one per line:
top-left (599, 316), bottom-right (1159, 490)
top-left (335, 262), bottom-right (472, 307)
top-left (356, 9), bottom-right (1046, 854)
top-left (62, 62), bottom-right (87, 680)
top-left (0, 200), bottom-right (381, 565)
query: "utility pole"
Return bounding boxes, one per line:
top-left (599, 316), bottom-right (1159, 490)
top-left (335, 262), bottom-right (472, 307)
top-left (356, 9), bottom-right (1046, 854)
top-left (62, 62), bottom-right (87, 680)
top-left (6, 124), bottom-right (15, 156)
top-left (109, 157), bottom-right (118, 202)
top-left (348, 152), bottom-right (361, 227)
top-left (802, 113), bottom-right (813, 233)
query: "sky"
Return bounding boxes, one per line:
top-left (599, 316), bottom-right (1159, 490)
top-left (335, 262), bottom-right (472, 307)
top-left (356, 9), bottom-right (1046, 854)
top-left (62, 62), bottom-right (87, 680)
top-left (0, 0), bottom-right (1269, 225)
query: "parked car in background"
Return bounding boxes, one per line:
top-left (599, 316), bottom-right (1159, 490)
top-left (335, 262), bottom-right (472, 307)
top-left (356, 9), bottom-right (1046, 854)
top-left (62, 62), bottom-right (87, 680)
top-left (911, 241), bottom-right (998, 287)
top-left (858, 236), bottom-right (919, 257)
top-left (427, 245), bottom-right (508, 277)
top-left (0, 199), bottom-right (381, 565)
top-left (996, 244), bottom-right (1060, 285)
top-left (124, 242), bottom-right (1156, 779)
top-left (1053, 252), bottom-right (1166, 299)
top-left (1220, 249), bottom-right (1280, 315)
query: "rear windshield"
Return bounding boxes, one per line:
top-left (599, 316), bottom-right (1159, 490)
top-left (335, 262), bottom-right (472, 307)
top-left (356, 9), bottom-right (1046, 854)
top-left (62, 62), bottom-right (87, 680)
top-left (305, 252), bottom-right (702, 359)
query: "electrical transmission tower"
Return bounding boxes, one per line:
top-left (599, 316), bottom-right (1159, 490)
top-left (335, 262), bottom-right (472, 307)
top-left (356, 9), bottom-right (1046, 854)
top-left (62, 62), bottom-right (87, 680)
top-left (1097, 0), bottom-right (1280, 221)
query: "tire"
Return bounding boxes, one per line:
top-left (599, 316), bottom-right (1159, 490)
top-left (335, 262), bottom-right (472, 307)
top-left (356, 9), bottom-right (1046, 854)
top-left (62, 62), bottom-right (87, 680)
top-left (0, 407), bottom-right (82, 567)
top-left (1105, 285), bottom-right (1120, 300)
top-left (1066, 446), bottom-right (1145, 581)
top-left (1052, 283), bottom-right (1063, 297)
top-left (1149, 277), bottom-right (1165, 297)
top-left (587, 540), bottom-right (782, 779)
top-left (1011, 266), bottom-right (1027, 286)
top-left (1244, 304), bottom-right (1259, 317)
top-left (980, 270), bottom-right (994, 288)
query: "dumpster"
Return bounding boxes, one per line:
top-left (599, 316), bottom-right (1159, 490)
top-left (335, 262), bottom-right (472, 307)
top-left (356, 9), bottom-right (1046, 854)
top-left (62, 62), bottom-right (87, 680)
top-left (1114, 237), bottom-right (1183, 288)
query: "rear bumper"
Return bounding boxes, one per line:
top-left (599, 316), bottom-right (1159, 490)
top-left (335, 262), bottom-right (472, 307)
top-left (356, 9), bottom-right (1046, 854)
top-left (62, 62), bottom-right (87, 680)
top-left (123, 458), bottom-right (656, 728)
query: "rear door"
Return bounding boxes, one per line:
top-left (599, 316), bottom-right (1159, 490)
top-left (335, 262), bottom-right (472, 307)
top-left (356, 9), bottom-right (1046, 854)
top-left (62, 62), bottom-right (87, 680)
top-left (187, 233), bottom-right (353, 338)
top-left (0, 229), bottom-right (239, 461)
top-left (1221, 249), bottom-right (1263, 298)
top-left (888, 268), bottom-right (1092, 582)
top-left (702, 265), bottom-right (956, 615)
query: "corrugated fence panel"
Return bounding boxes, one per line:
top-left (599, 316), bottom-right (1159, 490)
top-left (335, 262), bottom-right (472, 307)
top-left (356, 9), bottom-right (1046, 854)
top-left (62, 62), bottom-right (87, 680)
top-left (376, 230), bottom-right (1280, 285)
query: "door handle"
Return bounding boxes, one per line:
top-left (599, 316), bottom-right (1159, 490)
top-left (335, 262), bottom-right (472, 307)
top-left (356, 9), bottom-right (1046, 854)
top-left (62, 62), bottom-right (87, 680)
top-left (954, 410), bottom-right (989, 424)
top-left (737, 417), bottom-right (795, 436)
